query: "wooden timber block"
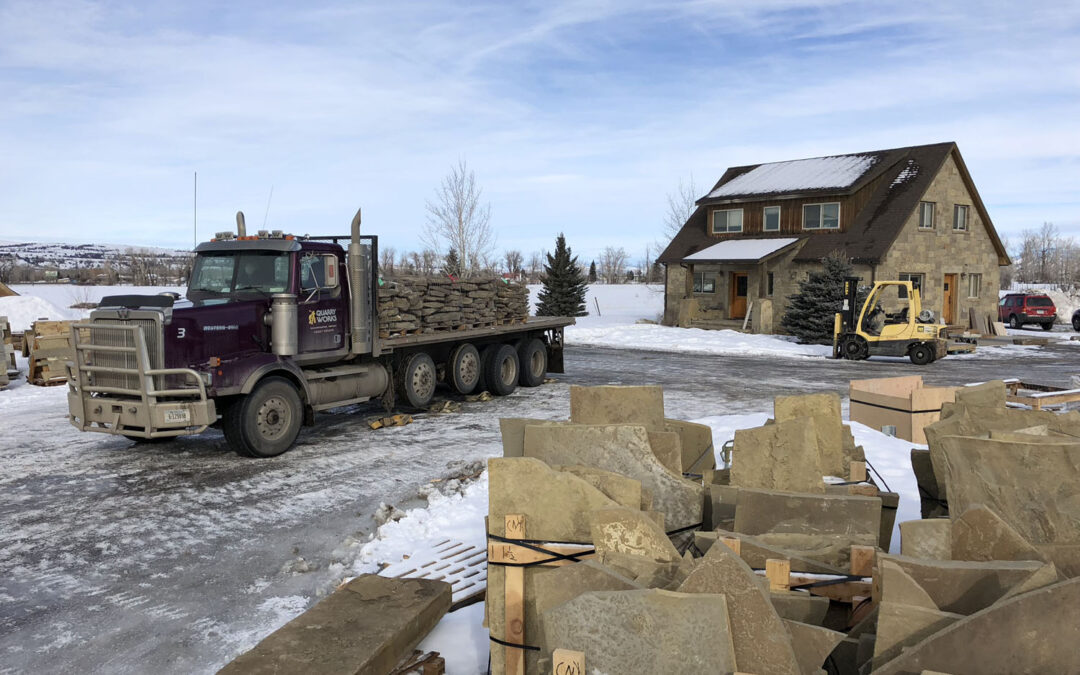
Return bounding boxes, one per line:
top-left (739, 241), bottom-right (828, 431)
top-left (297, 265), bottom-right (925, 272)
top-left (849, 461), bottom-right (867, 482)
top-left (766, 558), bottom-right (791, 591)
top-left (848, 484), bottom-right (879, 497)
top-left (552, 648), bottom-right (585, 675)
top-left (850, 545), bottom-right (875, 577)
top-left (721, 536), bottom-right (742, 556)
top-left (505, 514), bottom-right (526, 675)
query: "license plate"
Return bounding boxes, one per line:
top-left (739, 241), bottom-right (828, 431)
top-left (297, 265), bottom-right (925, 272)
top-left (165, 409), bottom-right (191, 424)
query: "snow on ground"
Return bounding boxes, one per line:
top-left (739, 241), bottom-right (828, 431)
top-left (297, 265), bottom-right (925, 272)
top-left (568, 324), bottom-right (833, 358)
top-left (348, 412), bottom-right (920, 674)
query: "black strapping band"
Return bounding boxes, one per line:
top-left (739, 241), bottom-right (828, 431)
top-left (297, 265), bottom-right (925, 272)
top-left (489, 635), bottom-right (541, 652)
top-left (486, 533), bottom-right (594, 568)
top-left (789, 574), bottom-right (865, 591)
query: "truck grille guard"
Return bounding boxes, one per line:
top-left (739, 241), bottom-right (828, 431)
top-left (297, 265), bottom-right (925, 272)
top-left (66, 321), bottom-right (213, 438)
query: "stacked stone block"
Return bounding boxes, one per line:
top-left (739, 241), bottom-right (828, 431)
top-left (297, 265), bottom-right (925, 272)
top-left (376, 277), bottom-right (529, 336)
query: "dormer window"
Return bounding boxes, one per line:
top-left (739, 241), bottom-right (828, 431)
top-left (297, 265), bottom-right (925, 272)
top-left (803, 203), bottom-right (840, 230)
top-left (711, 209), bottom-right (743, 234)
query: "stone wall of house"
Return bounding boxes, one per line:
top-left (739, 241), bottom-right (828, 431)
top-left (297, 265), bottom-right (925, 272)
top-left (875, 153), bottom-right (1002, 324)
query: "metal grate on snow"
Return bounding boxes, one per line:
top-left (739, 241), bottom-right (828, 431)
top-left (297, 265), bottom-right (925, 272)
top-left (379, 538), bottom-right (487, 610)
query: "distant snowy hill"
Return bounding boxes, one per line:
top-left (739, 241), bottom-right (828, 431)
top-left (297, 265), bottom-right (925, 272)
top-left (0, 241), bottom-right (189, 269)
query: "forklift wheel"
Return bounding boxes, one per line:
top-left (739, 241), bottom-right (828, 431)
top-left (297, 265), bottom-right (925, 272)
top-left (840, 335), bottom-right (868, 360)
top-left (909, 344), bottom-right (934, 366)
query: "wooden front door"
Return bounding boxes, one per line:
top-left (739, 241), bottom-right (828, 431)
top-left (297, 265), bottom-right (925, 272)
top-left (943, 273), bottom-right (957, 324)
top-left (730, 273), bottom-right (749, 319)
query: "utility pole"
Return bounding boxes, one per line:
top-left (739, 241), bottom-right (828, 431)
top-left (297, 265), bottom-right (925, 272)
top-left (194, 171), bottom-right (198, 248)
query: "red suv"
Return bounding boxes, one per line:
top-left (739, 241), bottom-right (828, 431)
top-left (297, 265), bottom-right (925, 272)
top-left (998, 293), bottom-right (1057, 330)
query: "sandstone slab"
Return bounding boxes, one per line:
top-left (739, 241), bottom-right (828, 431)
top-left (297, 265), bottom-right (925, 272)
top-left (542, 589), bottom-right (737, 675)
top-left (731, 418), bottom-right (826, 493)
top-left (647, 430), bottom-right (683, 476)
top-left (677, 540), bottom-right (801, 675)
top-left (664, 418), bottom-right (716, 473)
top-left (498, 418), bottom-right (562, 457)
top-left (710, 528), bottom-right (848, 575)
top-left (523, 423), bottom-right (704, 529)
top-left (488, 457), bottom-right (622, 542)
top-left (590, 507), bottom-right (681, 563)
top-left (218, 575), bottom-right (450, 675)
top-left (875, 554), bottom-right (1044, 615)
top-left (784, 619), bottom-right (846, 675)
top-left (874, 578), bottom-right (1080, 675)
top-left (733, 488), bottom-right (881, 568)
top-left (872, 602), bottom-right (961, 669)
top-left (553, 465), bottom-right (643, 510)
top-left (771, 592), bottom-right (830, 625)
top-left (900, 519), bottom-right (952, 560)
top-left (879, 559), bottom-right (939, 610)
top-left (951, 504), bottom-right (1045, 563)
top-left (569, 384), bottom-right (666, 430)
top-left (938, 435), bottom-right (1080, 575)
top-left (774, 392), bottom-right (846, 476)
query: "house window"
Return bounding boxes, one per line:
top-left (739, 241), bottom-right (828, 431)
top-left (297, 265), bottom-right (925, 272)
top-left (918, 202), bottom-right (935, 229)
top-left (711, 209), bottom-right (743, 234)
top-left (767, 272), bottom-right (774, 296)
top-left (763, 206), bottom-right (781, 232)
top-left (953, 204), bottom-right (969, 231)
top-left (693, 271), bottom-right (715, 293)
top-left (803, 202), bottom-right (840, 230)
top-left (968, 273), bottom-right (981, 298)
top-left (898, 272), bottom-right (924, 299)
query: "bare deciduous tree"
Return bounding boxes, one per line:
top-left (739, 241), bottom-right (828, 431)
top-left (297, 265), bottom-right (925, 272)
top-left (526, 250), bottom-right (544, 282)
top-left (663, 174), bottom-right (701, 242)
top-left (422, 159), bottom-right (495, 278)
top-left (598, 246), bottom-right (629, 284)
top-left (379, 246), bottom-right (397, 276)
top-left (504, 249), bottom-right (524, 278)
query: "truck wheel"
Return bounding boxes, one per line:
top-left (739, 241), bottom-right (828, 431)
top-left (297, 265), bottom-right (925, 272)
top-left (517, 338), bottom-right (547, 387)
top-left (909, 344), bottom-right (933, 365)
top-left (448, 343), bottom-right (481, 394)
top-left (483, 343), bottom-right (519, 396)
top-left (397, 352), bottom-right (437, 408)
top-left (223, 376), bottom-right (303, 458)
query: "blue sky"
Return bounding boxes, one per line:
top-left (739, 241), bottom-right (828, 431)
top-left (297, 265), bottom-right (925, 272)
top-left (1, 0), bottom-right (1078, 264)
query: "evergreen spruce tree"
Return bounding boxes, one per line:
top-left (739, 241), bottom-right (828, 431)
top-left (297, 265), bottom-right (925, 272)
top-left (536, 233), bottom-right (588, 317)
top-left (781, 251), bottom-right (861, 343)
top-left (588, 261), bottom-right (597, 283)
top-left (443, 247), bottom-right (462, 278)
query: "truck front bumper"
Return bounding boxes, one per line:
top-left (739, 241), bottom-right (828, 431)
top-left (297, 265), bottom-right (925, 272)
top-left (66, 321), bottom-right (216, 439)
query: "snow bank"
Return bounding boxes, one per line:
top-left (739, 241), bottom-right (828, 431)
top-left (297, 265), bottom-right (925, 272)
top-left (566, 324), bottom-right (832, 358)
top-left (0, 295), bottom-right (78, 331)
top-left (528, 283), bottom-right (664, 327)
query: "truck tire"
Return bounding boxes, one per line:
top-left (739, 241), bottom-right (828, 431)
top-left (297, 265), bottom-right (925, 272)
top-left (397, 352), bottom-right (437, 408)
top-left (517, 338), bottom-right (547, 387)
top-left (483, 343), bottom-right (519, 396)
top-left (448, 343), bottom-right (481, 394)
top-left (223, 376), bottom-right (303, 458)
top-left (909, 343), bottom-right (933, 365)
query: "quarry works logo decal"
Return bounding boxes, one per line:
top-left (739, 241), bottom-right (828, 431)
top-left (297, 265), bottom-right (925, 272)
top-left (308, 308), bottom-right (338, 325)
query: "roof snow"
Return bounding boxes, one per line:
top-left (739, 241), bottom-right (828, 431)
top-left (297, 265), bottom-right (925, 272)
top-left (890, 159), bottom-right (920, 187)
top-left (683, 237), bottom-right (799, 263)
top-left (706, 154), bottom-right (879, 199)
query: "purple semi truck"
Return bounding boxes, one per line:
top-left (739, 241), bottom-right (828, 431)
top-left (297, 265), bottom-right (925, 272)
top-left (65, 209), bottom-right (572, 457)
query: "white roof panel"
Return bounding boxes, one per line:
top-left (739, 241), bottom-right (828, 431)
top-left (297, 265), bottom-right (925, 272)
top-left (706, 155), bottom-right (878, 199)
top-left (683, 237), bottom-right (800, 262)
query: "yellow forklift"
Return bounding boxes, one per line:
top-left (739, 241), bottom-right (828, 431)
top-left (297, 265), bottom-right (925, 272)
top-left (833, 277), bottom-right (948, 365)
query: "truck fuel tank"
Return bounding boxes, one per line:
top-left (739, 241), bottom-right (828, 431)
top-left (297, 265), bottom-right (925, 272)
top-left (268, 294), bottom-right (298, 356)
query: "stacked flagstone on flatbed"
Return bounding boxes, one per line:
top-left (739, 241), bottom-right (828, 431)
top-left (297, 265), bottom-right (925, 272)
top-left (376, 277), bottom-right (529, 336)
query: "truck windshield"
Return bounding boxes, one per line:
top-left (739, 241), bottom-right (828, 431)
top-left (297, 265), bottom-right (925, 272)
top-left (189, 252), bottom-right (291, 297)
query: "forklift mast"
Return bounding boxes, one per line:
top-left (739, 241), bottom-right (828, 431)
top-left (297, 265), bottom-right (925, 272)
top-left (840, 276), bottom-right (861, 333)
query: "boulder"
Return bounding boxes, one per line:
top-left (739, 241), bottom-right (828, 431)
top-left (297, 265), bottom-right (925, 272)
top-left (731, 419), bottom-right (826, 493)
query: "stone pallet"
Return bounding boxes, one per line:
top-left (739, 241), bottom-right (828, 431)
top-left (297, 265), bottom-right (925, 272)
top-left (377, 277), bottom-right (529, 337)
top-left (1, 316), bottom-right (16, 388)
top-left (26, 320), bottom-right (77, 386)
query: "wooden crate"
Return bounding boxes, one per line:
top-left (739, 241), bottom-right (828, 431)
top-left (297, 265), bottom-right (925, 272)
top-left (1002, 379), bottom-right (1080, 411)
top-left (27, 320), bottom-right (76, 386)
top-left (850, 375), bottom-right (957, 444)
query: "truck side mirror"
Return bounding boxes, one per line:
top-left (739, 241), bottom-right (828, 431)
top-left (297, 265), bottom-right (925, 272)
top-left (324, 255), bottom-right (339, 289)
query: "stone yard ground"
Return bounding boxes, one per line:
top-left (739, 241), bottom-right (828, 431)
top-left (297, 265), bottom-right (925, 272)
top-left (2, 336), bottom-right (1077, 674)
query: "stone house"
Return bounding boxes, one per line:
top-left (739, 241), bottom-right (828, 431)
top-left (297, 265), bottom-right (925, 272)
top-left (658, 142), bottom-right (1010, 332)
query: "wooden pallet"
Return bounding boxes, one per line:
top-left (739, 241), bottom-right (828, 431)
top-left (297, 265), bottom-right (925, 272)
top-left (27, 320), bottom-right (75, 386)
top-left (380, 538), bottom-right (487, 610)
top-left (1002, 379), bottom-right (1080, 410)
top-left (389, 650), bottom-right (446, 675)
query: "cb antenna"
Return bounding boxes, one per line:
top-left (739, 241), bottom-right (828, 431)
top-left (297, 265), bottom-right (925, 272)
top-left (263, 185), bottom-right (274, 229)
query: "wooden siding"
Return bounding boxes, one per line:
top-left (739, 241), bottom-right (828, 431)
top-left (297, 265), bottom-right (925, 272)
top-left (704, 172), bottom-right (888, 240)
